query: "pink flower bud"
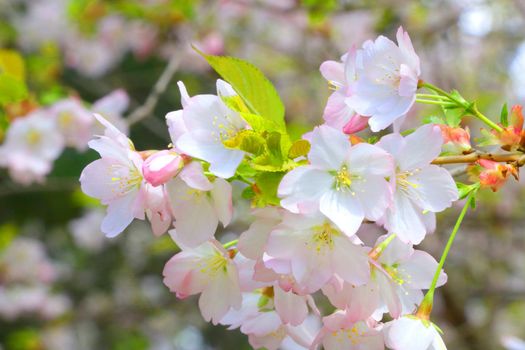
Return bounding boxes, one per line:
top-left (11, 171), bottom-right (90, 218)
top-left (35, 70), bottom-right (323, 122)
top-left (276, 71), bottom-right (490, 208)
top-left (143, 150), bottom-right (184, 187)
top-left (439, 125), bottom-right (471, 154)
top-left (342, 114), bottom-right (369, 135)
top-left (470, 159), bottom-right (518, 192)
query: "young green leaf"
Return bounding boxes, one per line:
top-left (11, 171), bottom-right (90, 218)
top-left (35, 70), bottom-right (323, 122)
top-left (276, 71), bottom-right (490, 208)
top-left (194, 47), bottom-right (286, 132)
top-left (288, 139), bottom-right (310, 159)
top-left (500, 103), bottom-right (508, 127)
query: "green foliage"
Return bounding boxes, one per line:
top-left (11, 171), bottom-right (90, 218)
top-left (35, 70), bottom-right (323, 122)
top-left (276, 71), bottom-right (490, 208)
top-left (500, 103), bottom-right (509, 127)
top-left (288, 139), bottom-right (310, 159)
top-left (0, 223), bottom-right (18, 252)
top-left (456, 181), bottom-right (480, 208)
top-left (253, 172), bottom-right (286, 207)
top-left (0, 49), bottom-right (28, 107)
top-left (195, 48), bottom-right (286, 133)
top-left (439, 90), bottom-right (472, 127)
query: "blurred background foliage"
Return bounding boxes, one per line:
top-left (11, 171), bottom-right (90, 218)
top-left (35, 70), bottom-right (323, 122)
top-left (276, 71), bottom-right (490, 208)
top-left (1, 0), bottom-right (525, 349)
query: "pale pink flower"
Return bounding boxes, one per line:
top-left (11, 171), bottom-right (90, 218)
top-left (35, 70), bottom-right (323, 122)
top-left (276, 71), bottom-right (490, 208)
top-left (0, 111), bottom-right (64, 185)
top-left (51, 98), bottom-right (94, 151)
top-left (165, 161), bottom-right (233, 247)
top-left (347, 27), bottom-right (421, 132)
top-left (142, 150), bottom-right (184, 187)
top-left (80, 114), bottom-right (146, 237)
top-left (162, 239), bottom-right (242, 324)
top-left (238, 207), bottom-right (282, 260)
top-left (278, 125), bottom-right (393, 236)
top-left (377, 124), bottom-right (458, 244)
top-left (174, 80), bottom-right (248, 178)
top-left (312, 310), bottom-right (384, 350)
top-left (384, 316), bottom-right (447, 350)
top-left (323, 235), bottom-right (446, 319)
top-left (264, 212), bottom-right (370, 293)
top-left (220, 291), bottom-right (319, 349)
top-left (320, 48), bottom-right (368, 134)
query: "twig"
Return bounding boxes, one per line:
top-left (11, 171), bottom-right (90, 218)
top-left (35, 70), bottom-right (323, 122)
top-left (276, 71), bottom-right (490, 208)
top-left (126, 48), bottom-right (184, 126)
top-left (432, 152), bottom-right (525, 165)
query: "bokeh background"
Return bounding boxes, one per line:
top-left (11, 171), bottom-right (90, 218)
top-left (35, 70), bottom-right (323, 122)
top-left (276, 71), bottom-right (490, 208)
top-left (1, 0), bottom-right (525, 349)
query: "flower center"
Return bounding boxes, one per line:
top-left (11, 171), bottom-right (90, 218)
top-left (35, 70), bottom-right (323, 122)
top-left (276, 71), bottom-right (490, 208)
top-left (331, 324), bottom-right (365, 345)
top-left (334, 165), bottom-right (355, 192)
top-left (200, 253), bottom-right (228, 277)
top-left (58, 111), bottom-right (74, 129)
top-left (25, 129), bottom-right (42, 146)
top-left (308, 222), bottom-right (340, 253)
top-left (110, 164), bottom-right (143, 196)
top-left (396, 170), bottom-right (419, 193)
top-left (381, 263), bottom-right (408, 285)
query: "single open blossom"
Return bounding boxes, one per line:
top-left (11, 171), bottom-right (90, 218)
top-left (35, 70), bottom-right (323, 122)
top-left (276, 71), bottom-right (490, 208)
top-left (320, 47), bottom-right (368, 135)
top-left (165, 161), bottom-right (233, 247)
top-left (0, 111), bottom-right (64, 185)
top-left (264, 211), bottom-right (370, 293)
top-left (377, 124), bottom-right (458, 244)
top-left (142, 150), bottom-right (184, 187)
top-left (384, 316), bottom-right (447, 350)
top-left (174, 80), bottom-right (248, 178)
top-left (347, 27), bottom-right (421, 132)
top-left (163, 239), bottom-right (242, 325)
top-left (51, 98), bottom-right (94, 151)
top-left (80, 114), bottom-right (147, 237)
top-left (220, 291), bottom-right (318, 350)
top-left (312, 310), bottom-right (384, 350)
top-left (279, 125), bottom-right (393, 236)
top-left (323, 235), bottom-right (447, 319)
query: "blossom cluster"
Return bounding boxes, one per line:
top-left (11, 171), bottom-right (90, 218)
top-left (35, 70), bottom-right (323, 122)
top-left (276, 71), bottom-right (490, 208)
top-left (0, 90), bottom-right (128, 185)
top-left (74, 26), bottom-right (481, 350)
top-left (0, 237), bottom-right (70, 321)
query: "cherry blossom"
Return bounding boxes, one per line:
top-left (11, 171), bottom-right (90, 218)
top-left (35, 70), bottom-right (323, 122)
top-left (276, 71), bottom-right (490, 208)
top-left (377, 124), bottom-right (458, 244)
top-left (312, 310), bottom-right (384, 350)
top-left (174, 80), bottom-right (248, 178)
top-left (0, 110), bottom-right (64, 185)
top-left (80, 114), bottom-right (147, 237)
top-left (347, 27), bottom-right (421, 132)
top-left (324, 235), bottom-right (447, 319)
top-left (264, 211), bottom-right (370, 293)
top-left (320, 47), bottom-right (368, 134)
top-left (51, 98), bottom-right (94, 151)
top-left (165, 161), bottom-right (233, 247)
top-left (384, 316), bottom-right (447, 350)
top-left (162, 239), bottom-right (242, 325)
top-left (278, 125), bottom-right (393, 236)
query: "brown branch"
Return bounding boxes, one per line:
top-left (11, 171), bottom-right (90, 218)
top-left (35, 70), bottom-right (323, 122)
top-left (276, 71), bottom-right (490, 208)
top-left (432, 152), bottom-right (525, 166)
top-left (126, 46), bottom-right (185, 126)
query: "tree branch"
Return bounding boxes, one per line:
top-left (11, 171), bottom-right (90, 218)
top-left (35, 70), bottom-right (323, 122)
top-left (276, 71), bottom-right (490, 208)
top-left (432, 152), bottom-right (525, 166)
top-left (126, 47), bottom-right (184, 126)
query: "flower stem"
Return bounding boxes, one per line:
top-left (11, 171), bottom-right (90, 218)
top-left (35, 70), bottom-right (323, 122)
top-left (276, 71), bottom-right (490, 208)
top-left (417, 191), bottom-right (474, 318)
top-left (416, 93), bottom-right (449, 100)
top-left (415, 99), bottom-right (455, 106)
top-left (223, 239), bottom-right (239, 249)
top-left (421, 82), bottom-right (503, 133)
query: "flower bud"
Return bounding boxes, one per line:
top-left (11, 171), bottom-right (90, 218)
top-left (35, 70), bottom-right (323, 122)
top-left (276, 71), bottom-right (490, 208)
top-left (342, 114), bottom-right (368, 135)
top-left (439, 125), bottom-right (471, 154)
top-left (143, 150), bottom-right (184, 187)
top-left (469, 159), bottom-right (518, 192)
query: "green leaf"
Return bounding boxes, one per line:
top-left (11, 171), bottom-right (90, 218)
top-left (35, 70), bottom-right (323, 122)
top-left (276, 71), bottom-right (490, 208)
top-left (288, 139), bottom-right (310, 159)
top-left (194, 48), bottom-right (286, 132)
top-left (0, 74), bottom-right (28, 107)
top-left (253, 172), bottom-right (286, 206)
top-left (456, 182), bottom-right (480, 200)
top-left (500, 103), bottom-right (509, 127)
top-left (423, 115), bottom-right (445, 125)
